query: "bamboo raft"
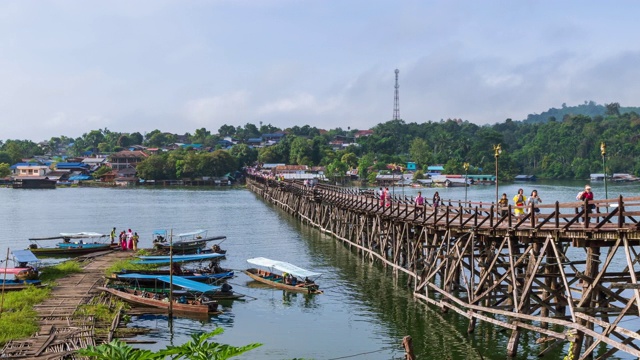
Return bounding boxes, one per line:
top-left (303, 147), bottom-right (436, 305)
top-left (247, 175), bottom-right (640, 359)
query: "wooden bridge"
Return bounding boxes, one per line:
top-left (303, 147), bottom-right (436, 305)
top-left (247, 175), bottom-right (640, 359)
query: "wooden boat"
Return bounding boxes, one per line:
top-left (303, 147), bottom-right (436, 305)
top-left (244, 257), bottom-right (322, 294)
top-left (98, 286), bottom-right (222, 316)
top-left (111, 270), bottom-right (234, 284)
top-left (108, 282), bottom-right (243, 301)
top-left (0, 267), bottom-right (39, 281)
top-left (134, 253), bottom-right (225, 265)
top-left (27, 232), bottom-right (113, 257)
top-left (152, 230), bottom-right (227, 255)
top-left (108, 273), bottom-right (243, 300)
top-left (113, 262), bottom-right (234, 282)
top-left (100, 276), bottom-right (228, 314)
top-left (2, 250), bottom-right (40, 280)
top-left (0, 279), bottom-right (42, 291)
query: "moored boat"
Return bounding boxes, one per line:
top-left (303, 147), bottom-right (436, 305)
top-left (2, 250), bottom-right (40, 280)
top-left (152, 230), bottom-right (227, 255)
top-left (134, 253), bottom-right (225, 265)
top-left (112, 262), bottom-right (234, 282)
top-left (0, 279), bottom-right (43, 291)
top-left (27, 232), bottom-right (113, 257)
top-left (98, 286), bottom-right (222, 316)
top-left (244, 257), bottom-right (322, 294)
top-left (101, 274), bottom-right (238, 313)
top-left (107, 280), bottom-right (243, 301)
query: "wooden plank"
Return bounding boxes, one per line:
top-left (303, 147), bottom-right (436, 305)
top-left (622, 235), bottom-right (640, 316)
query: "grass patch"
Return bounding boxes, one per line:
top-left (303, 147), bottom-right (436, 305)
top-left (39, 261), bottom-right (83, 282)
top-left (0, 286), bottom-right (51, 345)
top-left (76, 297), bottom-right (130, 337)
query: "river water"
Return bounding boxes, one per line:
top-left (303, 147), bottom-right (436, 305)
top-left (0, 180), bottom-right (638, 359)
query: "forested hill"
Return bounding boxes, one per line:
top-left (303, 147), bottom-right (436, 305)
top-left (523, 101), bottom-right (640, 123)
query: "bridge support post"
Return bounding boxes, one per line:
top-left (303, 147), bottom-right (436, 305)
top-left (507, 325), bottom-right (521, 357)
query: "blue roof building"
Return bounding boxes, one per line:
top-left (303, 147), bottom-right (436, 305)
top-left (56, 162), bottom-right (90, 171)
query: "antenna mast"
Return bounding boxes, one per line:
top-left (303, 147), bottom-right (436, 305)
top-left (393, 69), bottom-right (400, 120)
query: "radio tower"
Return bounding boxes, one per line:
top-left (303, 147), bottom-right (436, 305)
top-left (393, 69), bottom-right (400, 120)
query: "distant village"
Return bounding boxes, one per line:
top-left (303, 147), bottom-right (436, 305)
top-left (3, 129), bottom-right (503, 189)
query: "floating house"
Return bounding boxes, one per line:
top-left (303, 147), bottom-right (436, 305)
top-left (467, 174), bottom-right (496, 185)
top-left (514, 175), bottom-right (537, 181)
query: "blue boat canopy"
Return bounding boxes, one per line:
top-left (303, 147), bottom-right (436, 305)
top-left (133, 253), bottom-right (225, 265)
top-left (155, 275), bottom-right (221, 293)
top-left (12, 250), bottom-right (38, 263)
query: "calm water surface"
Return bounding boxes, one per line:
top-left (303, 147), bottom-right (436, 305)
top-left (1, 181), bottom-right (638, 359)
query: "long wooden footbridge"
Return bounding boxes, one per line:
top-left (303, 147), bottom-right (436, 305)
top-left (247, 175), bottom-right (640, 359)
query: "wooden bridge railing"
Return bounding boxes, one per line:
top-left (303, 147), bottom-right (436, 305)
top-left (271, 179), bottom-right (640, 234)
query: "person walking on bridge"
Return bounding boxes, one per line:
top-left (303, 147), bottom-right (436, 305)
top-left (577, 185), bottom-right (595, 214)
top-left (513, 189), bottom-right (527, 217)
top-left (415, 191), bottom-right (424, 216)
top-left (527, 190), bottom-right (542, 214)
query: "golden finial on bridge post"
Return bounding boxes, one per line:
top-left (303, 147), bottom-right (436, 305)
top-left (601, 141), bottom-right (608, 199)
top-left (493, 144), bottom-right (502, 206)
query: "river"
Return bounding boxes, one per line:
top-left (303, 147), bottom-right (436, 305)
top-left (0, 180), bottom-right (637, 359)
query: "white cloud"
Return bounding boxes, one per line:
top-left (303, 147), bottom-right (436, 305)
top-left (184, 91), bottom-right (251, 126)
top-left (256, 93), bottom-right (340, 115)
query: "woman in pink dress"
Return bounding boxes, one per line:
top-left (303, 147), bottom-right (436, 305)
top-left (120, 231), bottom-right (127, 251)
top-left (126, 229), bottom-right (134, 250)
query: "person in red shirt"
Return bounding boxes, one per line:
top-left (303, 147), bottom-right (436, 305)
top-left (577, 185), bottom-right (595, 214)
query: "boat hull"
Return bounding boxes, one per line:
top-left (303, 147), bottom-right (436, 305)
top-left (107, 284), bottom-right (243, 300)
top-left (0, 279), bottom-right (42, 291)
top-left (98, 287), bottom-right (221, 315)
top-left (244, 268), bottom-right (321, 294)
top-left (28, 244), bottom-right (113, 257)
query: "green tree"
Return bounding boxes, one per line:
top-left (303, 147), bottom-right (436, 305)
top-left (326, 159), bottom-right (349, 183)
top-left (409, 138), bottom-right (430, 169)
top-left (218, 124), bottom-right (236, 137)
top-left (289, 136), bottom-right (312, 165)
top-left (136, 155), bottom-right (171, 180)
top-left (258, 146), bottom-right (280, 164)
top-left (191, 128), bottom-right (211, 144)
top-left (199, 150), bottom-right (237, 177)
top-left (0, 163), bottom-right (10, 177)
top-left (341, 152), bottom-right (358, 169)
top-left (229, 144), bottom-right (258, 168)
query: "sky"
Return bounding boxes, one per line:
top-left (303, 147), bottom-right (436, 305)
top-left (2, 0), bottom-right (640, 142)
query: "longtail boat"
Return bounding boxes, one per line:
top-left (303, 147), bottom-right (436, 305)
top-left (27, 232), bottom-right (113, 257)
top-left (112, 263), bottom-right (234, 282)
top-left (1, 250), bottom-right (40, 280)
top-left (100, 275), bottom-right (230, 315)
top-left (134, 253), bottom-right (225, 265)
top-left (152, 230), bottom-right (227, 255)
top-left (244, 257), bottom-right (322, 294)
top-left (0, 279), bottom-right (42, 291)
top-left (108, 274), bottom-right (242, 300)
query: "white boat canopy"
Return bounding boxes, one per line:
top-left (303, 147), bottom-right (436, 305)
top-left (177, 230), bottom-right (207, 238)
top-left (59, 232), bottom-right (106, 238)
top-left (247, 257), bottom-right (322, 279)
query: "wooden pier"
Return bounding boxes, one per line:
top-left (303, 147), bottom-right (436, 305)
top-left (1, 251), bottom-right (131, 359)
top-left (248, 175), bottom-right (640, 359)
